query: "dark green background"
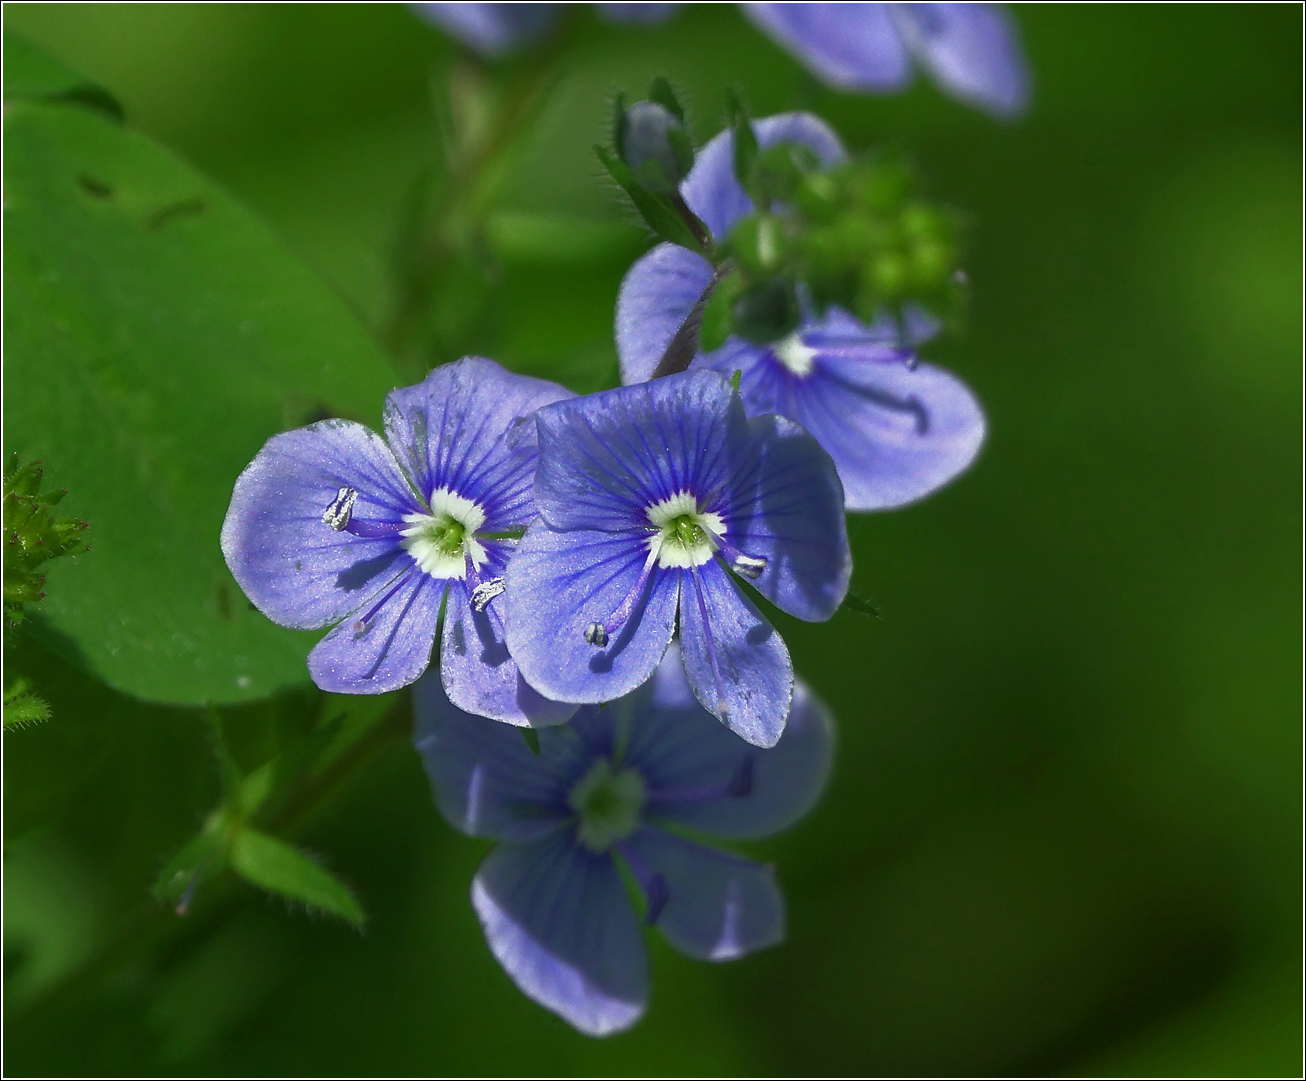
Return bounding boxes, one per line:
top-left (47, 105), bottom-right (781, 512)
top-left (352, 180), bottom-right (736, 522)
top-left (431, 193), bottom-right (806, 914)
top-left (4, 4), bottom-right (1300, 1075)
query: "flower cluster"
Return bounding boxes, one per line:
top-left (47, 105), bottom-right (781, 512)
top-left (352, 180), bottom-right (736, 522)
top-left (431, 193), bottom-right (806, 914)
top-left (223, 99), bottom-right (993, 1033)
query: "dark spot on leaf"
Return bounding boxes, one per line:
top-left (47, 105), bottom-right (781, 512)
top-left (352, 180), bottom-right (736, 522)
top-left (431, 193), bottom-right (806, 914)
top-left (216, 579), bottom-right (235, 622)
top-left (147, 197), bottom-right (206, 231)
top-left (76, 174), bottom-right (113, 199)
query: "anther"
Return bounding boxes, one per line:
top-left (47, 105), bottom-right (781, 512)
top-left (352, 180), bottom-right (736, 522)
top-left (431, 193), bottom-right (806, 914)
top-left (470, 577), bottom-right (506, 612)
top-left (584, 622), bottom-right (609, 647)
top-left (322, 486), bottom-right (358, 531)
top-left (731, 553), bottom-right (767, 580)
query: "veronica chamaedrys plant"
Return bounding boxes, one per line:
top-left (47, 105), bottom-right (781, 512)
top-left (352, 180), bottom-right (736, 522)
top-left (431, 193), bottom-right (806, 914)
top-left (221, 356), bottom-right (574, 726)
top-left (617, 112), bottom-right (987, 512)
top-left (413, 643), bottom-right (834, 1036)
top-left (413, 3), bottom-right (1029, 118)
top-left (503, 369), bottom-right (849, 748)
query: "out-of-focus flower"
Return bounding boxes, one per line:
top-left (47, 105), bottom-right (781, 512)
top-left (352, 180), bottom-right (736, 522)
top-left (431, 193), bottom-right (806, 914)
top-left (413, 643), bottom-right (834, 1036)
top-left (617, 113), bottom-right (987, 512)
top-left (412, 3), bottom-right (1030, 118)
top-left (221, 357), bottom-right (574, 725)
top-left (743, 3), bottom-right (1030, 118)
top-left (504, 369), bottom-right (850, 748)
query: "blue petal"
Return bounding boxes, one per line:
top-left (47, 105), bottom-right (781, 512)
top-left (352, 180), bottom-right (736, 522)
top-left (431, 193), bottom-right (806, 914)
top-left (441, 576), bottom-right (578, 728)
top-left (892, 2), bottom-right (1031, 118)
top-left (678, 561), bottom-right (792, 747)
top-left (306, 569), bottom-right (443, 694)
top-left (531, 372), bottom-right (742, 533)
top-left (787, 343), bottom-right (986, 511)
top-left (680, 111), bottom-right (845, 239)
top-left (504, 524), bottom-right (680, 703)
top-left (615, 242), bottom-right (715, 385)
top-left (721, 412), bottom-right (851, 622)
top-left (741, 3), bottom-right (911, 93)
top-left (473, 834), bottom-right (647, 1036)
top-left (221, 420), bottom-right (417, 630)
top-left (383, 356), bottom-right (573, 531)
top-left (594, 2), bottom-right (680, 24)
top-left (412, 668), bottom-right (572, 842)
top-left (636, 657), bottom-right (835, 839)
top-left (410, 2), bottom-right (559, 56)
top-left (621, 827), bottom-right (784, 961)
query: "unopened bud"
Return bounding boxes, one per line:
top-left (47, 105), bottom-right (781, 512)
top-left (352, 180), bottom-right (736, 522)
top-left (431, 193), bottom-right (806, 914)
top-left (621, 101), bottom-right (694, 194)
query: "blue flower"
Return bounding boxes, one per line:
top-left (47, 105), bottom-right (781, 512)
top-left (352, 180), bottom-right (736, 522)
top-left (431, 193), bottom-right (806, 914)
top-left (502, 369), bottom-right (850, 747)
top-left (409, 2), bottom-right (677, 57)
top-left (221, 356), bottom-right (575, 725)
top-left (617, 112), bottom-right (987, 512)
top-left (743, 3), bottom-right (1030, 119)
top-left (413, 643), bottom-right (834, 1036)
top-left (412, 3), bottom-right (1029, 118)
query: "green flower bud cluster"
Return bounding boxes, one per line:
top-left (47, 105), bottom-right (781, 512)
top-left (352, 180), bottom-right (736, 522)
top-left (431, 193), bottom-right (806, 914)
top-left (4, 454), bottom-right (90, 627)
top-left (705, 138), bottom-right (964, 349)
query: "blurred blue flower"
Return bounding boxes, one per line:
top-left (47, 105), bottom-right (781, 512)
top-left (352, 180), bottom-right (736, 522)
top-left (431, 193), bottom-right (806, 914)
top-left (617, 112), bottom-right (987, 512)
top-left (221, 356), bottom-right (574, 725)
top-left (409, 2), bottom-right (677, 57)
top-left (412, 3), bottom-right (1029, 117)
top-left (503, 369), bottom-right (849, 747)
top-left (413, 643), bottom-right (834, 1036)
top-left (743, 3), bottom-right (1030, 118)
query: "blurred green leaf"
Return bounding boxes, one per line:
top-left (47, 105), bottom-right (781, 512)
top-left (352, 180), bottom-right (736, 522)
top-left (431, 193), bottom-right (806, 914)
top-left (2, 28), bottom-right (121, 119)
top-left (4, 97), bottom-right (400, 704)
top-left (230, 828), bottom-right (364, 927)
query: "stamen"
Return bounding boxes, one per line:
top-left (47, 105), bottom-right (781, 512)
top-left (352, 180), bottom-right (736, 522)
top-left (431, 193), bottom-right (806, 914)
top-left (615, 840), bottom-right (671, 926)
top-left (470, 576), bottom-right (505, 612)
top-left (322, 486), bottom-right (358, 531)
top-left (647, 755), bottom-right (755, 806)
top-left (343, 518), bottom-right (402, 539)
top-left (349, 566), bottom-right (417, 635)
top-left (701, 525), bottom-right (768, 582)
top-left (583, 548), bottom-right (658, 647)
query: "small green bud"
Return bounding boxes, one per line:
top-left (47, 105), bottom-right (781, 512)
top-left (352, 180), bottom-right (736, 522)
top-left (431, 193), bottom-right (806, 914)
top-left (621, 101), bottom-right (694, 194)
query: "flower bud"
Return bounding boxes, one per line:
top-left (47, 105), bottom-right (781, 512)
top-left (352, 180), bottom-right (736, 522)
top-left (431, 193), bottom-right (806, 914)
top-left (621, 101), bottom-right (694, 194)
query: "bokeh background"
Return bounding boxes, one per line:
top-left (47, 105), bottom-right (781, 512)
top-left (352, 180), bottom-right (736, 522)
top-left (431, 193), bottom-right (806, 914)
top-left (4, 4), bottom-right (1300, 1076)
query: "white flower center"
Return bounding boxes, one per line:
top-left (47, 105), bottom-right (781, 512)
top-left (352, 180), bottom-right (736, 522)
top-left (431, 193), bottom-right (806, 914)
top-left (400, 487), bottom-right (488, 579)
top-left (646, 491), bottom-right (724, 569)
top-left (772, 331), bottom-right (817, 377)
top-left (568, 759), bottom-right (646, 852)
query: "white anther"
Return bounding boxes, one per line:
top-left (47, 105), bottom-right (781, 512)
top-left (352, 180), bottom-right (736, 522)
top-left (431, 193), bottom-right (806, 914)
top-left (732, 554), bottom-right (767, 580)
top-left (470, 577), bottom-right (506, 611)
top-left (584, 622), bottom-right (609, 647)
top-left (322, 486), bottom-right (358, 531)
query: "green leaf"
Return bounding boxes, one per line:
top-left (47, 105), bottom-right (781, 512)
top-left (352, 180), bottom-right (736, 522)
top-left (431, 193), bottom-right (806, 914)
top-left (3, 99), bottom-right (400, 704)
top-left (2, 30), bottom-right (121, 119)
top-left (725, 87), bottom-right (760, 205)
top-left (230, 828), bottom-right (364, 927)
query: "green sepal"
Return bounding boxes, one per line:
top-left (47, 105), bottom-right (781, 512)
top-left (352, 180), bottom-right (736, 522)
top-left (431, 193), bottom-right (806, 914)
top-left (152, 829), bottom-right (226, 913)
top-left (594, 144), bottom-right (710, 256)
top-left (521, 727), bottom-right (541, 756)
top-left (698, 270), bottom-right (744, 353)
top-left (842, 589), bottom-right (885, 620)
top-left (611, 90), bottom-right (629, 164)
top-left (725, 87), bottom-right (761, 206)
top-left (3, 679), bottom-right (51, 729)
top-left (647, 74), bottom-right (685, 122)
top-left (230, 828), bottom-right (365, 928)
